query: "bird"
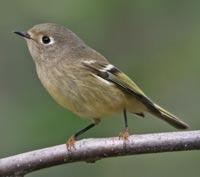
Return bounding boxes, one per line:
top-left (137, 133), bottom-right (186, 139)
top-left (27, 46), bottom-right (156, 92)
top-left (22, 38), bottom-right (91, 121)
top-left (14, 23), bottom-right (189, 148)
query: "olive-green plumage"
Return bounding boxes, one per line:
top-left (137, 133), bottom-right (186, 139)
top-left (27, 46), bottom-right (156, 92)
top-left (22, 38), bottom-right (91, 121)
top-left (15, 23), bottom-right (189, 131)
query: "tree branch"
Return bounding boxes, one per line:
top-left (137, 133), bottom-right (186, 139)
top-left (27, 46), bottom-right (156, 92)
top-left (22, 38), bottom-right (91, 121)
top-left (1, 130), bottom-right (200, 177)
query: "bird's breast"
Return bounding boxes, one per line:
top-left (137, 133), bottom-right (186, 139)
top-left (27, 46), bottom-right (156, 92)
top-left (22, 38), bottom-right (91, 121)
top-left (36, 64), bottom-right (126, 118)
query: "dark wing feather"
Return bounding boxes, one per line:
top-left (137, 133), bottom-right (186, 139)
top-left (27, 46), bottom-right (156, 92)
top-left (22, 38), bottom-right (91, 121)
top-left (82, 60), bottom-right (189, 129)
top-left (82, 61), bottom-right (160, 115)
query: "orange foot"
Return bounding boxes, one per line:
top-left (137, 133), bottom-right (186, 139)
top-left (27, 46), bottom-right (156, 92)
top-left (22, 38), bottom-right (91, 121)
top-left (66, 135), bottom-right (76, 150)
top-left (119, 128), bottom-right (130, 141)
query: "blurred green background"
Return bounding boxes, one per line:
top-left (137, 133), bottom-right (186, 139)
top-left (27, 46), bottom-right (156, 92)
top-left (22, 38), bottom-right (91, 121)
top-left (0, 0), bottom-right (200, 177)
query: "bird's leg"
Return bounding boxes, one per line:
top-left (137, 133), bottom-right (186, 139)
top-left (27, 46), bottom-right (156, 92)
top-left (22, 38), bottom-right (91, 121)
top-left (66, 123), bottom-right (96, 150)
top-left (66, 118), bottom-right (100, 150)
top-left (119, 109), bottom-right (130, 140)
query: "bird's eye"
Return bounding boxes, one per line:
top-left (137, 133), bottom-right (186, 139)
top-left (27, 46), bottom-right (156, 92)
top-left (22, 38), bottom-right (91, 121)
top-left (42, 36), bottom-right (51, 44)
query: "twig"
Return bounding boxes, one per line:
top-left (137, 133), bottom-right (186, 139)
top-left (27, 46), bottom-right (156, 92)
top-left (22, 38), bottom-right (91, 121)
top-left (0, 130), bottom-right (200, 177)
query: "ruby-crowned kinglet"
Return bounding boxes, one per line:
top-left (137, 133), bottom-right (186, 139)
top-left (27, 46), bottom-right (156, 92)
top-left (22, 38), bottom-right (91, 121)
top-left (14, 23), bottom-right (189, 148)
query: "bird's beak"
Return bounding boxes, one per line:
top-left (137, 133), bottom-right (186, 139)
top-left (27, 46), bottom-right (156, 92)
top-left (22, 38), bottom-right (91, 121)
top-left (14, 31), bottom-right (32, 39)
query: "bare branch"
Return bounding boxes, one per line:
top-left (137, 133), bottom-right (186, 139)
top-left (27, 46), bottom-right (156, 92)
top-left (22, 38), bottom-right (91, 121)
top-left (0, 130), bottom-right (200, 177)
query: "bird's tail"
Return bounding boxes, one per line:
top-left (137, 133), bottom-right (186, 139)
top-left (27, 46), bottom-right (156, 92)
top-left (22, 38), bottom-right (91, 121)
top-left (151, 104), bottom-right (189, 129)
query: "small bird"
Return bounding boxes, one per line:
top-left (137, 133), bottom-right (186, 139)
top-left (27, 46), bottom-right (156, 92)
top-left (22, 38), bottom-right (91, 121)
top-left (14, 23), bottom-right (189, 148)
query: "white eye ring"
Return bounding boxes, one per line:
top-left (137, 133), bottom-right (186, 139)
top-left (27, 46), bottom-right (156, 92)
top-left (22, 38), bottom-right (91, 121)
top-left (40, 36), bottom-right (55, 45)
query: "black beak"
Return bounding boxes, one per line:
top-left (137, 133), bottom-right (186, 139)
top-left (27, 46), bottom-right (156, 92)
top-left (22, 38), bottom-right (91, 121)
top-left (14, 31), bottom-right (31, 39)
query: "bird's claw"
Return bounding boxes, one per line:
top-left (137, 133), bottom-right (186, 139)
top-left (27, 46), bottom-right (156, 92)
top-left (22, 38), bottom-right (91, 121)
top-left (119, 128), bottom-right (130, 141)
top-left (66, 135), bottom-right (76, 150)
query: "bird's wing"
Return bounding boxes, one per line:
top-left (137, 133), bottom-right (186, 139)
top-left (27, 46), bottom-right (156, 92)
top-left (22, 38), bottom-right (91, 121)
top-left (82, 60), bottom-right (189, 129)
top-left (82, 60), bottom-right (159, 114)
